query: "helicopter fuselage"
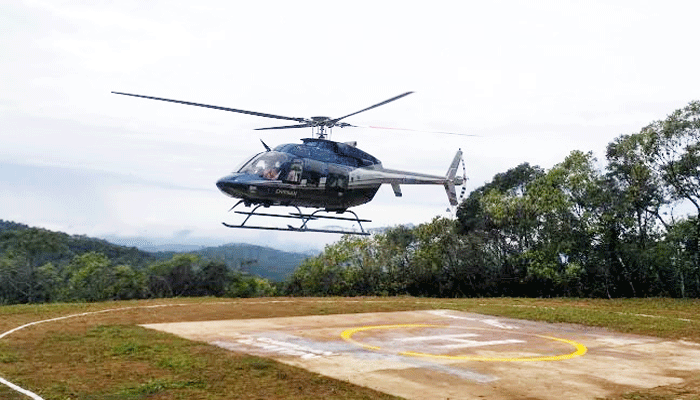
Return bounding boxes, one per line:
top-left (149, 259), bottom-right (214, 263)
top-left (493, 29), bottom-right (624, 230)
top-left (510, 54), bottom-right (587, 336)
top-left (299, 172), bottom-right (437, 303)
top-left (216, 137), bottom-right (464, 212)
top-left (216, 138), bottom-right (383, 211)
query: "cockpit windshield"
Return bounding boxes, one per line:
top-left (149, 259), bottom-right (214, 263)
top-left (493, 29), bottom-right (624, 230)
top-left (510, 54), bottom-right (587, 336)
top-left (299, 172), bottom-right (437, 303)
top-left (237, 151), bottom-right (290, 180)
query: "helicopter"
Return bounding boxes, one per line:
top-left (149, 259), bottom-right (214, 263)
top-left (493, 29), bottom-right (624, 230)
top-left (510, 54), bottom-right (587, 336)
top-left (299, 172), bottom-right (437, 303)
top-left (112, 91), bottom-right (467, 235)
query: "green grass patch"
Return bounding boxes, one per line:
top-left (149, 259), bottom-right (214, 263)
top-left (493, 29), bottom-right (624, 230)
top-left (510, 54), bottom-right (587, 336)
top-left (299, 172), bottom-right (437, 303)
top-left (114, 378), bottom-right (207, 398)
top-left (0, 341), bottom-right (18, 364)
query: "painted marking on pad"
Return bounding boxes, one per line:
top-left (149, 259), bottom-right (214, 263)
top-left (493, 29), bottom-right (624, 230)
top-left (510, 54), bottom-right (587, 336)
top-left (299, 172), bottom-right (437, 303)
top-left (397, 332), bottom-right (525, 349)
top-left (341, 324), bottom-right (587, 362)
top-left (428, 310), bottom-right (517, 329)
top-left (213, 335), bottom-right (339, 359)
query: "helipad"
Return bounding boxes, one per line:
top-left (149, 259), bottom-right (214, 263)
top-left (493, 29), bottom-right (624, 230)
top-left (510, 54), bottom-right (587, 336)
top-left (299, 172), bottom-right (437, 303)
top-left (144, 310), bottom-right (700, 400)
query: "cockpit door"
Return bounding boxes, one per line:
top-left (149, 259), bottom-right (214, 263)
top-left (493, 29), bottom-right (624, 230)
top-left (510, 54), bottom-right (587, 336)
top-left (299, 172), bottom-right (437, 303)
top-left (284, 159), bottom-right (303, 184)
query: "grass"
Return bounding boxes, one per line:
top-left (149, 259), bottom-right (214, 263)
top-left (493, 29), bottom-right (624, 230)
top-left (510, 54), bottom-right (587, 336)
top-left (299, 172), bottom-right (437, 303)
top-left (0, 297), bottom-right (699, 399)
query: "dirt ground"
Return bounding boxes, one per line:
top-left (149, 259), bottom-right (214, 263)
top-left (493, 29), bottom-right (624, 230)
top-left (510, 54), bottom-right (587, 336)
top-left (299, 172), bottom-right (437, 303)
top-left (144, 309), bottom-right (700, 400)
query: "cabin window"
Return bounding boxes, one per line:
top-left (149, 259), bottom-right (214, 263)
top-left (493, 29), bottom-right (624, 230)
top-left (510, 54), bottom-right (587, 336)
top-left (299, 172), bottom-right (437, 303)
top-left (327, 173), bottom-right (348, 190)
top-left (303, 159), bottom-right (325, 187)
top-left (284, 159), bottom-right (303, 184)
top-left (234, 152), bottom-right (263, 174)
top-left (326, 165), bottom-right (349, 191)
top-left (238, 151), bottom-right (290, 180)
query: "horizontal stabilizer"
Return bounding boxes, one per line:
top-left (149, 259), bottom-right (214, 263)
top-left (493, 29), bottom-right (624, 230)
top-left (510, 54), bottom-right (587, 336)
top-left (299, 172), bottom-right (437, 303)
top-left (391, 183), bottom-right (402, 197)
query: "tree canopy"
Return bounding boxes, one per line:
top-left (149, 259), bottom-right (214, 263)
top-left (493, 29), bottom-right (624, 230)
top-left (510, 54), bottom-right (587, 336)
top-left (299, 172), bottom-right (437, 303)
top-left (0, 224), bottom-right (278, 304)
top-left (286, 101), bottom-right (700, 299)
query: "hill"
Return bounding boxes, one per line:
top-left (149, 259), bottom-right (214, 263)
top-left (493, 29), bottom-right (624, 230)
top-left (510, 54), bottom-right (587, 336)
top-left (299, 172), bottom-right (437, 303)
top-left (0, 220), bottom-right (310, 281)
top-left (155, 244), bottom-right (310, 282)
top-left (0, 220), bottom-right (156, 268)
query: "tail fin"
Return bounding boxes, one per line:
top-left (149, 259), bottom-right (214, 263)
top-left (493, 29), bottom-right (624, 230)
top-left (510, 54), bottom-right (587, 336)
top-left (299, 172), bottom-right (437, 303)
top-left (444, 150), bottom-right (463, 206)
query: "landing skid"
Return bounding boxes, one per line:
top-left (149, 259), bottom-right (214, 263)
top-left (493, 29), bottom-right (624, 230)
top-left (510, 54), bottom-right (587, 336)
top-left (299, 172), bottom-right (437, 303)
top-left (222, 201), bottom-right (371, 235)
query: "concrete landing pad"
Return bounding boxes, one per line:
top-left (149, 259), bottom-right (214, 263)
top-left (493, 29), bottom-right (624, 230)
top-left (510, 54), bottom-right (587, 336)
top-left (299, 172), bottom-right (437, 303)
top-left (144, 310), bottom-right (700, 400)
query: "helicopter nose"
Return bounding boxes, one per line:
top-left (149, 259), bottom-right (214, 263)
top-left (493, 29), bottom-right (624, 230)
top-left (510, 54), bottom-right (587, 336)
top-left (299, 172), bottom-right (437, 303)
top-left (216, 174), bottom-right (246, 197)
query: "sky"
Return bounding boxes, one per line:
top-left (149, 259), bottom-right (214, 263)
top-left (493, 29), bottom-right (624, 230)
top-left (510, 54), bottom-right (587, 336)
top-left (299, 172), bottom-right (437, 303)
top-left (2, 0), bottom-right (700, 252)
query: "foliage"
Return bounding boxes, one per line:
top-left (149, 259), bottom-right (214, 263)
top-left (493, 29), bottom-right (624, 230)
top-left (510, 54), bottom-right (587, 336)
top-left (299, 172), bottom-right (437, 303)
top-left (153, 243), bottom-right (308, 282)
top-left (0, 226), bottom-right (278, 304)
top-left (285, 101), bottom-right (700, 299)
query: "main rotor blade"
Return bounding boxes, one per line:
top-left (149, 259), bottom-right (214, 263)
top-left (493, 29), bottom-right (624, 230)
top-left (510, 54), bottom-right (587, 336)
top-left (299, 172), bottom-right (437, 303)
top-left (365, 125), bottom-right (480, 137)
top-left (254, 123), bottom-right (314, 130)
top-left (332, 91), bottom-right (413, 123)
top-left (111, 91), bottom-right (308, 123)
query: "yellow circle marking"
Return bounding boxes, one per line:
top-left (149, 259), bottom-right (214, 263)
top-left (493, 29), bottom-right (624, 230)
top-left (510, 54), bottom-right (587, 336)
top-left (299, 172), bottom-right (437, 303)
top-left (341, 324), bottom-right (587, 362)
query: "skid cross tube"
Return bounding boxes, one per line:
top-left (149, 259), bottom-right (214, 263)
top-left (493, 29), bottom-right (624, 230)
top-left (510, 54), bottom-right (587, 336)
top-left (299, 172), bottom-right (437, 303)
top-left (223, 202), bottom-right (371, 235)
top-left (298, 209), bottom-right (368, 234)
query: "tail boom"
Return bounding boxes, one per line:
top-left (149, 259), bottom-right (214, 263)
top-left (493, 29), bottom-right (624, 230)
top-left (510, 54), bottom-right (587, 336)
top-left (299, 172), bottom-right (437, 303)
top-left (348, 150), bottom-right (464, 206)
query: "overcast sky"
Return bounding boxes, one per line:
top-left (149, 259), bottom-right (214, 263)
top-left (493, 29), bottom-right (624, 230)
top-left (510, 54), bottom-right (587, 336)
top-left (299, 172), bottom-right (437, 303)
top-left (2, 0), bottom-right (699, 252)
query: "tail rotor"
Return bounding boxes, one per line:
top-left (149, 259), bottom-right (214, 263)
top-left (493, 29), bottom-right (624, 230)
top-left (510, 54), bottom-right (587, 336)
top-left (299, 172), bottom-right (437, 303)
top-left (459, 155), bottom-right (468, 203)
top-left (444, 149), bottom-right (468, 209)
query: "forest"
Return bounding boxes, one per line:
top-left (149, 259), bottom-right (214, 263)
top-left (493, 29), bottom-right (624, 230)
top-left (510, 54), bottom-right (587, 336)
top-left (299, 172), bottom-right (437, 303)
top-left (287, 100), bottom-right (700, 298)
top-left (1, 100), bottom-right (699, 304)
top-left (0, 221), bottom-right (276, 304)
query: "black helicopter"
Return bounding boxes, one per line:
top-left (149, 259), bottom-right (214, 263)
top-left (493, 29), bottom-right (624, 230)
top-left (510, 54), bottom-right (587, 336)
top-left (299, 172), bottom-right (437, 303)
top-left (112, 91), bottom-right (466, 235)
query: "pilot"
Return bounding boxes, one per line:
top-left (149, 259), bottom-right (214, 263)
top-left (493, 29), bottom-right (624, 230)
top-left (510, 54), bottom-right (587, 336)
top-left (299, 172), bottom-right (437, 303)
top-left (263, 168), bottom-right (280, 180)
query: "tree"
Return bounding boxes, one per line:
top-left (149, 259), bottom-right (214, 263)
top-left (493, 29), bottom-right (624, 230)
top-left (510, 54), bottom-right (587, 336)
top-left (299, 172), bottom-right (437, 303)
top-left (455, 163), bottom-right (545, 295)
top-left (0, 252), bottom-right (22, 304)
top-left (640, 101), bottom-right (700, 278)
top-left (36, 262), bottom-right (62, 302)
top-left (196, 261), bottom-right (229, 297)
top-left (644, 101), bottom-right (700, 210)
top-left (110, 265), bottom-right (147, 300)
top-left (658, 218), bottom-right (700, 297)
top-left (0, 228), bottom-right (67, 303)
top-left (606, 133), bottom-right (669, 233)
top-left (457, 162), bottom-right (545, 234)
top-left (602, 136), bottom-right (669, 297)
top-left (373, 225), bottom-right (415, 295)
top-left (147, 254), bottom-right (198, 298)
top-left (226, 273), bottom-right (276, 297)
top-left (594, 101), bottom-right (700, 296)
top-left (404, 218), bottom-right (463, 296)
top-left (65, 252), bottom-right (113, 301)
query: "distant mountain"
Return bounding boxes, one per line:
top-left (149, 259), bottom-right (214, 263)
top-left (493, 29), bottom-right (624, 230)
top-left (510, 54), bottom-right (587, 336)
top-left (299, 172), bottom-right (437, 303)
top-left (0, 220), bottom-right (310, 281)
top-left (0, 219), bottom-right (157, 268)
top-left (104, 235), bottom-right (312, 280)
top-left (367, 223), bottom-right (416, 234)
top-left (105, 237), bottom-right (209, 253)
top-left (151, 243), bottom-right (310, 281)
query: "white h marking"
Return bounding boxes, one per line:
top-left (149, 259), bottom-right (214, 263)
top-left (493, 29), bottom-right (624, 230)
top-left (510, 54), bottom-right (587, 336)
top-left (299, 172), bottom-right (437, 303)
top-left (398, 333), bottom-right (524, 349)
